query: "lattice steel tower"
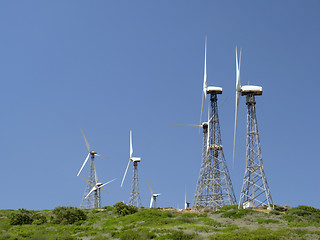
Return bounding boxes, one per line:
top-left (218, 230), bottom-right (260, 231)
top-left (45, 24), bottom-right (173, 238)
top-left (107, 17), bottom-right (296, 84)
top-left (121, 131), bottom-right (142, 207)
top-left (194, 91), bottom-right (237, 210)
top-left (129, 161), bottom-right (142, 206)
top-left (233, 48), bottom-right (273, 209)
top-left (80, 152), bottom-right (99, 208)
top-left (193, 38), bottom-right (236, 210)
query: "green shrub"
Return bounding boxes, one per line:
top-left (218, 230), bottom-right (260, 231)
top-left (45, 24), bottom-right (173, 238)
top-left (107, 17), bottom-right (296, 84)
top-left (269, 210), bottom-right (281, 215)
top-left (168, 230), bottom-right (195, 240)
top-left (51, 206), bottom-right (87, 224)
top-left (113, 202), bottom-right (138, 216)
top-left (220, 209), bottom-right (254, 219)
top-left (119, 230), bottom-right (142, 240)
top-left (287, 205), bottom-right (320, 217)
top-left (273, 205), bottom-right (288, 212)
top-left (102, 206), bottom-right (113, 211)
top-left (284, 205), bottom-right (320, 224)
top-left (9, 208), bottom-right (33, 225)
top-left (218, 205), bottom-right (238, 211)
top-left (257, 218), bottom-right (279, 224)
top-left (32, 213), bottom-right (47, 225)
top-left (178, 215), bottom-right (195, 224)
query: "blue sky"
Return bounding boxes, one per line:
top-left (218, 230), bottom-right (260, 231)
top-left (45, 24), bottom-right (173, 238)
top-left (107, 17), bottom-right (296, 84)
top-left (0, 1), bottom-right (319, 210)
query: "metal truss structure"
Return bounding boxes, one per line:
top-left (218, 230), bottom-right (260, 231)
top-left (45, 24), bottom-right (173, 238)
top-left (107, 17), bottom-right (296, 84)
top-left (238, 94), bottom-right (273, 209)
top-left (194, 93), bottom-right (236, 210)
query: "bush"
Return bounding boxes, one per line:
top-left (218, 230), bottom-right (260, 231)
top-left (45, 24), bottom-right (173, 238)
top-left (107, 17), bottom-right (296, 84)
top-left (51, 206), bottom-right (87, 224)
top-left (169, 230), bottom-right (195, 240)
top-left (119, 230), bottom-right (142, 240)
top-left (256, 218), bottom-right (279, 224)
top-left (32, 213), bottom-right (47, 225)
top-left (287, 205), bottom-right (320, 217)
top-left (9, 208), bottom-right (33, 225)
top-left (218, 205), bottom-right (238, 211)
top-left (220, 209), bottom-right (254, 219)
top-left (113, 202), bottom-right (138, 216)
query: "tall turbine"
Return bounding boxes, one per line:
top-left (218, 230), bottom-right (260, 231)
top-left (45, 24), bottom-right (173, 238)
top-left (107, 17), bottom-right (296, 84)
top-left (146, 180), bottom-right (160, 208)
top-left (193, 39), bottom-right (236, 210)
top-left (77, 127), bottom-right (108, 209)
top-left (233, 48), bottom-right (273, 209)
top-left (79, 175), bottom-right (116, 208)
top-left (120, 131), bottom-right (142, 207)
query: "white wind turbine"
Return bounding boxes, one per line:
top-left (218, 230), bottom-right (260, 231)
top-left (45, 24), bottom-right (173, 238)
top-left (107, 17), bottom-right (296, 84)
top-left (120, 130), bottom-right (142, 207)
top-left (146, 180), bottom-right (161, 208)
top-left (79, 175), bottom-right (116, 208)
top-left (77, 127), bottom-right (108, 209)
top-left (232, 47), bottom-right (273, 209)
top-left (184, 185), bottom-right (190, 209)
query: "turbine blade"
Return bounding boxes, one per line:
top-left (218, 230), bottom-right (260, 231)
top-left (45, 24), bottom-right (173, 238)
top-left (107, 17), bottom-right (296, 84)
top-left (130, 130), bottom-right (133, 158)
top-left (100, 187), bottom-right (109, 194)
top-left (79, 174), bottom-right (95, 188)
top-left (95, 154), bottom-right (108, 159)
top-left (100, 178), bottom-right (117, 189)
top-left (146, 180), bottom-right (153, 195)
top-left (80, 126), bottom-right (90, 152)
top-left (150, 196), bottom-right (153, 208)
top-left (85, 187), bottom-right (96, 199)
top-left (185, 185), bottom-right (187, 209)
top-left (77, 153), bottom-right (90, 176)
top-left (99, 178), bottom-right (117, 193)
top-left (206, 121), bottom-right (210, 153)
top-left (94, 166), bottom-right (98, 184)
top-left (236, 47), bottom-right (242, 91)
top-left (169, 124), bottom-right (202, 128)
top-left (233, 91), bottom-right (240, 167)
top-left (200, 37), bottom-right (208, 124)
top-left (200, 92), bottom-right (206, 125)
top-left (121, 159), bottom-right (131, 187)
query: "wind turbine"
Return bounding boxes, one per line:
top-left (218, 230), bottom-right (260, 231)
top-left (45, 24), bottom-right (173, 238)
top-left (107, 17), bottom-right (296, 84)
top-left (184, 185), bottom-right (190, 209)
top-left (233, 47), bottom-right (273, 209)
top-left (79, 175), bottom-right (116, 208)
top-left (146, 180), bottom-right (160, 208)
top-left (193, 38), bottom-right (236, 210)
top-left (120, 130), bottom-right (142, 207)
top-left (77, 127), bottom-right (108, 209)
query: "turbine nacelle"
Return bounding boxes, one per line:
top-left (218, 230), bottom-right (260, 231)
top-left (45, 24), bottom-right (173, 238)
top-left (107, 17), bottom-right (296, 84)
top-left (206, 86), bottom-right (222, 94)
top-left (130, 157), bottom-right (141, 162)
top-left (241, 85), bottom-right (263, 96)
top-left (90, 151), bottom-right (97, 155)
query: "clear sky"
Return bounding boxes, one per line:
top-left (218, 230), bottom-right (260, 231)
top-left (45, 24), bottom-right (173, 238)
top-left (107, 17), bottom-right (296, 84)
top-left (0, 1), bottom-right (319, 210)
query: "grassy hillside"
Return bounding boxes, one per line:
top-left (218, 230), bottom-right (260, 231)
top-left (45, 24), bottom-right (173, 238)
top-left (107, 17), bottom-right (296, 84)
top-left (0, 204), bottom-right (319, 240)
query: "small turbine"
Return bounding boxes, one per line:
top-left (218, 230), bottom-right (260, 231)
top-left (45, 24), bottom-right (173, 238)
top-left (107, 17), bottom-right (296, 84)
top-left (184, 185), bottom-right (190, 209)
top-left (146, 180), bottom-right (160, 208)
top-left (79, 175), bottom-right (116, 208)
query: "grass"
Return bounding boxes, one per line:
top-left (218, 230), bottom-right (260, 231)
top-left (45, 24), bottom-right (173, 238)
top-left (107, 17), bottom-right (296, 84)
top-left (0, 204), bottom-right (319, 239)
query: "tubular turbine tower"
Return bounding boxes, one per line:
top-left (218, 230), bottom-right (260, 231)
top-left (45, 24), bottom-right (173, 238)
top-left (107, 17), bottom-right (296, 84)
top-left (193, 38), bottom-right (236, 210)
top-left (233, 48), bottom-right (273, 209)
